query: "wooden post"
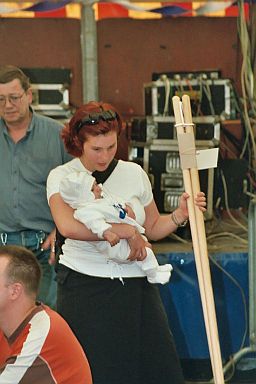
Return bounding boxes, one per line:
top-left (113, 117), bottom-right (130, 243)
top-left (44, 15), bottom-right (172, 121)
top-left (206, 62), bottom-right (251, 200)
top-left (172, 95), bottom-right (224, 384)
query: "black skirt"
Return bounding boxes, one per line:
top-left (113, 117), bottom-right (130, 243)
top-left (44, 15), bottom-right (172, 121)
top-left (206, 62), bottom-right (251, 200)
top-left (56, 263), bottom-right (185, 384)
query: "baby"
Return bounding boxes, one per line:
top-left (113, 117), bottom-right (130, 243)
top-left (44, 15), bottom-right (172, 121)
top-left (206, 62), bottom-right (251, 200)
top-left (59, 171), bottom-right (172, 285)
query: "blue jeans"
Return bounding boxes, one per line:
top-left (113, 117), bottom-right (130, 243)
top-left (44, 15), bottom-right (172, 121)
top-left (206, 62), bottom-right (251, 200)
top-left (0, 230), bottom-right (56, 309)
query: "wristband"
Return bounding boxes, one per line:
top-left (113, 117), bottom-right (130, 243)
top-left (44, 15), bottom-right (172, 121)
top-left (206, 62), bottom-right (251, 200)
top-left (171, 210), bottom-right (188, 227)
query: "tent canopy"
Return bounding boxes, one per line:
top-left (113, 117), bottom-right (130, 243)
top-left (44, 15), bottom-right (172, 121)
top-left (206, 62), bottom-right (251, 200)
top-left (0, 0), bottom-right (249, 19)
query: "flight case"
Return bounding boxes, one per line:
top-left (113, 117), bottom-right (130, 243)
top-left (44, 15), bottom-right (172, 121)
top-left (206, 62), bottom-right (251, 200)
top-left (143, 140), bottom-right (216, 219)
top-left (144, 78), bottom-right (236, 119)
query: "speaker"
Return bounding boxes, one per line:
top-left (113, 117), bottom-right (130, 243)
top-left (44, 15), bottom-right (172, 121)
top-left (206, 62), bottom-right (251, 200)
top-left (214, 158), bottom-right (249, 210)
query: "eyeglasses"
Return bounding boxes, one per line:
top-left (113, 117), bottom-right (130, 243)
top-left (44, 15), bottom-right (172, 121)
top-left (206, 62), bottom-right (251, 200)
top-left (75, 110), bottom-right (118, 133)
top-left (0, 92), bottom-right (25, 107)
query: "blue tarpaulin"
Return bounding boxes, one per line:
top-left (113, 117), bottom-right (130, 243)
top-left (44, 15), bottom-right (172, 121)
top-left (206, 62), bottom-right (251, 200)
top-left (158, 251), bottom-right (248, 359)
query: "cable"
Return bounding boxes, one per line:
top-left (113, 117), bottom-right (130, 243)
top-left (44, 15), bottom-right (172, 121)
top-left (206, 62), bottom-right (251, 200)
top-left (209, 253), bottom-right (248, 353)
top-left (220, 170), bottom-right (248, 232)
top-left (220, 125), bottom-right (244, 158)
top-left (202, 80), bottom-right (216, 116)
top-left (167, 232), bottom-right (189, 244)
top-left (207, 232), bottom-right (248, 245)
top-left (196, 76), bottom-right (204, 116)
top-left (160, 74), bottom-right (171, 116)
top-left (237, 0), bottom-right (256, 162)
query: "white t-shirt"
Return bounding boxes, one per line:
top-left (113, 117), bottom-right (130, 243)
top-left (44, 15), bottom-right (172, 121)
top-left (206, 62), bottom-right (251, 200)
top-left (47, 158), bottom-right (154, 278)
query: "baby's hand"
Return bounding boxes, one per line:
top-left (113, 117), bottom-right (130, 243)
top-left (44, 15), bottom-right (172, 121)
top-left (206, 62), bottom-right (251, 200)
top-left (103, 230), bottom-right (120, 246)
top-left (125, 204), bottom-right (136, 220)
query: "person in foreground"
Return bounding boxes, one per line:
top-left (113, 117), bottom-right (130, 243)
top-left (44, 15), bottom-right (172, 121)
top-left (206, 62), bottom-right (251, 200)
top-left (0, 245), bottom-right (92, 384)
top-left (0, 65), bottom-right (72, 308)
top-left (59, 171), bottom-right (173, 285)
top-left (47, 101), bottom-right (207, 384)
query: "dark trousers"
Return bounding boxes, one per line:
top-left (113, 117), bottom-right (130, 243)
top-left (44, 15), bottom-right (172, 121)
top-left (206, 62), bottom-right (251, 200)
top-left (57, 264), bottom-right (185, 384)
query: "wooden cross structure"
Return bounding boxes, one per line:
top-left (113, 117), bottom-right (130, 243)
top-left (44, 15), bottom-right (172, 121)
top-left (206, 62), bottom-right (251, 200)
top-left (172, 94), bottom-right (224, 384)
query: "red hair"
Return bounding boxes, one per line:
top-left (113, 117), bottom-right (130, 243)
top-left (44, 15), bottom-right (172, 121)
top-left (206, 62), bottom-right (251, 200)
top-left (62, 101), bottom-right (122, 157)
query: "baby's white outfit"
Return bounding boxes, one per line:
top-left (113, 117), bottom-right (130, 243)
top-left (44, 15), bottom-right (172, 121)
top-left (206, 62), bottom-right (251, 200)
top-left (59, 171), bottom-right (172, 285)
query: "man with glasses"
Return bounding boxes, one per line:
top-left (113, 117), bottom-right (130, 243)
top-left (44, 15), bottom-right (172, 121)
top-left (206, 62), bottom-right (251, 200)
top-left (0, 65), bottom-right (72, 308)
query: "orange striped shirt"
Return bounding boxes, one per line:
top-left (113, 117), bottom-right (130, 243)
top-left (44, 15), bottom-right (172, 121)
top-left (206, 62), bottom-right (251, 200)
top-left (0, 304), bottom-right (92, 384)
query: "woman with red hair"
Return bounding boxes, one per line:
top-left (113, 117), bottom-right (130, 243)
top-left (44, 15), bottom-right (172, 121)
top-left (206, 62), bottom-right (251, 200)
top-left (47, 101), bottom-right (206, 384)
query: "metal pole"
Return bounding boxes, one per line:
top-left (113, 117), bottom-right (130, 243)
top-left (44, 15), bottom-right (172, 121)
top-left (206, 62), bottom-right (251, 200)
top-left (248, 199), bottom-right (256, 348)
top-left (249, 3), bottom-right (256, 104)
top-left (80, 0), bottom-right (99, 103)
top-left (223, 198), bottom-right (256, 375)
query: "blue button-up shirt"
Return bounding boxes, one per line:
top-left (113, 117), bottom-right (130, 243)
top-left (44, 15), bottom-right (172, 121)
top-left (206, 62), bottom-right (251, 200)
top-left (0, 110), bottom-right (72, 233)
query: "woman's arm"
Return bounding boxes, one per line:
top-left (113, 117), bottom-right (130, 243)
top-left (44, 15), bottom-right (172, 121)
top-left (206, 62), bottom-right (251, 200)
top-left (143, 192), bottom-right (206, 241)
top-left (49, 193), bottom-right (137, 241)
